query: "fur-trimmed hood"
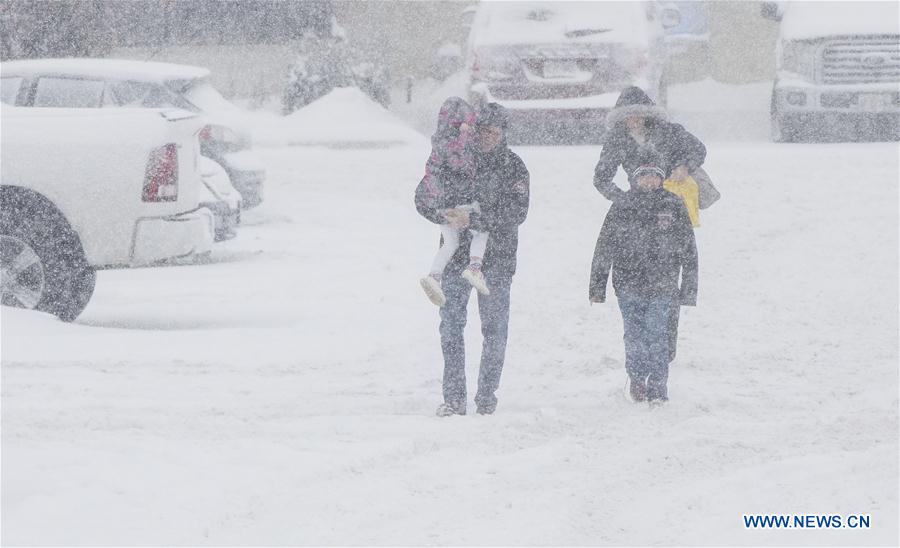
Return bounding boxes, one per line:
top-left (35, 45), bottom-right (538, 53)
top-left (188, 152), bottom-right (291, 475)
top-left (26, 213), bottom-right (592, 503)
top-left (605, 86), bottom-right (669, 129)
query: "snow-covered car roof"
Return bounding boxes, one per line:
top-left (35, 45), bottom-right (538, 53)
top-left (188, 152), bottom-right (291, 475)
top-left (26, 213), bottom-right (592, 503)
top-left (1, 103), bottom-right (198, 122)
top-left (780, 2), bottom-right (900, 41)
top-left (1, 58), bottom-right (210, 84)
top-left (469, 1), bottom-right (652, 47)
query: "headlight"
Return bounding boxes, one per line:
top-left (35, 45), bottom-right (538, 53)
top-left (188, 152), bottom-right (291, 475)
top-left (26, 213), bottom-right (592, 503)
top-left (781, 40), bottom-right (820, 81)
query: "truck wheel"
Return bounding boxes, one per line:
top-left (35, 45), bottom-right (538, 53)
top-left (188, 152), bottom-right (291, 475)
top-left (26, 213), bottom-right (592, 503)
top-left (771, 93), bottom-right (797, 143)
top-left (0, 204), bottom-right (95, 322)
top-left (771, 114), bottom-right (797, 143)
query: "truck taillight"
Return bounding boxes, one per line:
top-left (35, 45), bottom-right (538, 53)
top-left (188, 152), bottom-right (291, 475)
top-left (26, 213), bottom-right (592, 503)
top-left (143, 144), bottom-right (179, 202)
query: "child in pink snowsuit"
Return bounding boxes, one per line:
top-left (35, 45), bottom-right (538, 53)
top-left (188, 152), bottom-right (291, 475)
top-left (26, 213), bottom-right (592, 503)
top-left (419, 97), bottom-right (490, 307)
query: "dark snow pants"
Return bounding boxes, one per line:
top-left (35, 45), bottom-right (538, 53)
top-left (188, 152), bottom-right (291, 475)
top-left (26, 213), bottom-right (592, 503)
top-left (617, 293), bottom-right (678, 401)
top-left (667, 305), bottom-right (680, 363)
top-left (439, 270), bottom-right (512, 411)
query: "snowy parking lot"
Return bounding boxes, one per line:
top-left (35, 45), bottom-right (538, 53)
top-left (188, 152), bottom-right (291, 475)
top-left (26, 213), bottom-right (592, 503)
top-left (2, 87), bottom-right (898, 545)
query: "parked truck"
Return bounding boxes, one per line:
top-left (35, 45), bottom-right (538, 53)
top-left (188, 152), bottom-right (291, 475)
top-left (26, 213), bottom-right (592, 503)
top-left (763, 1), bottom-right (900, 142)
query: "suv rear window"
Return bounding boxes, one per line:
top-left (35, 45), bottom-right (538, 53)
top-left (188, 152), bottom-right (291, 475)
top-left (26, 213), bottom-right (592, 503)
top-left (1, 77), bottom-right (23, 105)
top-left (34, 77), bottom-right (105, 107)
top-left (108, 80), bottom-right (194, 109)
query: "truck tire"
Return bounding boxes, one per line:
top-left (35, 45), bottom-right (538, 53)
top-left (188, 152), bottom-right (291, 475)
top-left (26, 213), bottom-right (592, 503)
top-left (771, 92), bottom-right (798, 143)
top-left (0, 193), bottom-right (95, 322)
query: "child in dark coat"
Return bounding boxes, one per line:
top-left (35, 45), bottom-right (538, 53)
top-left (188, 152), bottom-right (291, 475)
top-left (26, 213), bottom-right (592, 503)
top-left (589, 156), bottom-right (699, 405)
top-left (418, 97), bottom-right (490, 306)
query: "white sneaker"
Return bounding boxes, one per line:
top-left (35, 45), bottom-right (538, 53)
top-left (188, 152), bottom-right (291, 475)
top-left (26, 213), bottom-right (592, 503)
top-left (420, 276), bottom-right (446, 306)
top-left (461, 268), bottom-right (490, 295)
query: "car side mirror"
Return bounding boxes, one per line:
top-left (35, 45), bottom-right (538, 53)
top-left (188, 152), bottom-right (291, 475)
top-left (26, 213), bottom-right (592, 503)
top-left (760, 2), bottom-right (783, 22)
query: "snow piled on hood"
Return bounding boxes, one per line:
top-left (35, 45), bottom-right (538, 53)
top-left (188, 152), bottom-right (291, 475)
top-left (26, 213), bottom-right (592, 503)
top-left (251, 87), bottom-right (426, 148)
top-left (780, 2), bottom-right (900, 40)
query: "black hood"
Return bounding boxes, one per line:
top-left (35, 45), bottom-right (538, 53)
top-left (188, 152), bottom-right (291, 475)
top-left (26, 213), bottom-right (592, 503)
top-left (606, 86), bottom-right (669, 129)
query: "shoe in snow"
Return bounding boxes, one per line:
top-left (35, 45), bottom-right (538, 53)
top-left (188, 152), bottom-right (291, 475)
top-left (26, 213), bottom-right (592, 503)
top-left (436, 402), bottom-right (466, 417)
top-left (476, 404), bottom-right (496, 415)
top-left (626, 377), bottom-right (648, 403)
top-left (647, 382), bottom-right (668, 403)
top-left (420, 275), bottom-right (446, 306)
top-left (461, 267), bottom-right (490, 295)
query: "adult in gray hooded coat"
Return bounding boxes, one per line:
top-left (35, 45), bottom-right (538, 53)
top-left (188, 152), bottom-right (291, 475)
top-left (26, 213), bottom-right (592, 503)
top-left (593, 86), bottom-right (719, 208)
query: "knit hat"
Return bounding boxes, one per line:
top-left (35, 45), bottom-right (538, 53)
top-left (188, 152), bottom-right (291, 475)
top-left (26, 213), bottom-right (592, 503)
top-left (605, 86), bottom-right (669, 129)
top-left (632, 164), bottom-right (666, 180)
top-left (631, 149), bottom-right (667, 179)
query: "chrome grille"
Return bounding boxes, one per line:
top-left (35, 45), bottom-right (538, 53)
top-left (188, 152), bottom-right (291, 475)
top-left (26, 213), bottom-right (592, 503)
top-left (820, 37), bottom-right (900, 84)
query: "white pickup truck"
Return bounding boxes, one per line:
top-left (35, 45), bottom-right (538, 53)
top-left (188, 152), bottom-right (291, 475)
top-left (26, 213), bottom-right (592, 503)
top-left (1, 106), bottom-right (214, 321)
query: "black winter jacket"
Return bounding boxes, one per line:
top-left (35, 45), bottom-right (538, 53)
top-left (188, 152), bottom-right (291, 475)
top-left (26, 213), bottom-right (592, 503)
top-left (590, 188), bottom-right (698, 304)
top-left (416, 144), bottom-right (529, 277)
top-left (593, 121), bottom-right (707, 202)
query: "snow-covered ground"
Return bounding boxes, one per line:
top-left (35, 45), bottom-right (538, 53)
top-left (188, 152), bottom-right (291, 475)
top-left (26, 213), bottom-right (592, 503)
top-left (2, 84), bottom-right (898, 545)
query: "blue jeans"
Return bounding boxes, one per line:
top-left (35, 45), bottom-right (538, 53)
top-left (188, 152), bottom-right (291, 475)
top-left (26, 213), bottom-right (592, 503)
top-left (617, 293), bottom-right (676, 400)
top-left (439, 271), bottom-right (512, 411)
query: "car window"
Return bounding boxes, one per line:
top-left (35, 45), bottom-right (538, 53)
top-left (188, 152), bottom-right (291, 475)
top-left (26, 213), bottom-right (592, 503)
top-left (108, 80), bottom-right (155, 106)
top-left (1, 77), bottom-right (22, 105)
top-left (108, 80), bottom-right (197, 110)
top-left (34, 77), bottom-right (105, 108)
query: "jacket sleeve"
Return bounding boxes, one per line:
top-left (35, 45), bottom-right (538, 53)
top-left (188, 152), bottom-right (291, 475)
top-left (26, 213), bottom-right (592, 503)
top-left (589, 205), bottom-right (618, 303)
top-left (670, 124), bottom-right (707, 173)
top-left (468, 156), bottom-right (529, 233)
top-left (414, 175), bottom-right (446, 225)
top-left (593, 133), bottom-right (627, 202)
top-left (676, 204), bottom-right (699, 306)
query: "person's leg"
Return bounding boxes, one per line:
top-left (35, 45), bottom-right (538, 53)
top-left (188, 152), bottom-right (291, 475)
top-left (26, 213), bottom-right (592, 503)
top-left (422, 225), bottom-right (460, 307)
top-left (468, 230), bottom-right (488, 266)
top-left (618, 293), bottom-right (651, 391)
top-left (429, 224), bottom-right (460, 276)
top-left (439, 271), bottom-right (473, 413)
top-left (473, 273), bottom-right (512, 413)
top-left (461, 230), bottom-right (491, 295)
top-left (645, 298), bottom-right (675, 402)
top-left (667, 304), bottom-right (680, 363)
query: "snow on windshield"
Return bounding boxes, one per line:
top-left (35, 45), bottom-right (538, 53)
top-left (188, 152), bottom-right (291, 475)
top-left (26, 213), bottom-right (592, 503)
top-left (183, 80), bottom-right (240, 114)
top-left (471, 1), bottom-right (650, 47)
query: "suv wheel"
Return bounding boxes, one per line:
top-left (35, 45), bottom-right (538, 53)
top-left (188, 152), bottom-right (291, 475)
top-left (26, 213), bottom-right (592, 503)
top-left (1, 202), bottom-right (95, 322)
